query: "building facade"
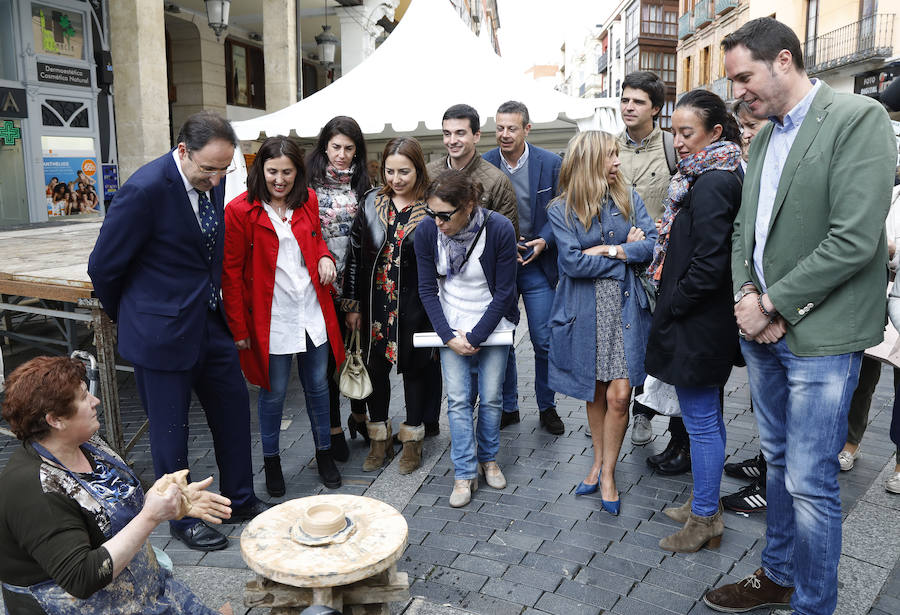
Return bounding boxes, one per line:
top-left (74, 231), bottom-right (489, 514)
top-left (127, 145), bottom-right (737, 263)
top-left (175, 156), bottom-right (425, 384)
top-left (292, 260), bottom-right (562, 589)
top-left (596, 0), bottom-right (680, 128)
top-left (1, 0), bottom-right (115, 226)
top-left (676, 0), bottom-right (749, 99)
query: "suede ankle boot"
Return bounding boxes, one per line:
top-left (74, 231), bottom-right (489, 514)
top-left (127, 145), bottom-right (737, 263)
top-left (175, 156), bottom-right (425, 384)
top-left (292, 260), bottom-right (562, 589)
top-left (315, 449), bottom-right (342, 489)
top-left (659, 509), bottom-right (724, 553)
top-left (362, 419), bottom-right (394, 472)
top-left (263, 455), bottom-right (285, 497)
top-left (663, 492), bottom-right (693, 524)
top-left (396, 423), bottom-right (425, 474)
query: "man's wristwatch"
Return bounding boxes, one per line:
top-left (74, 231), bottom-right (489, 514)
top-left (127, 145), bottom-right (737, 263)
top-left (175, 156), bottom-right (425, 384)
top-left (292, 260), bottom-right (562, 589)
top-left (607, 246), bottom-right (617, 258)
top-left (734, 286), bottom-right (759, 304)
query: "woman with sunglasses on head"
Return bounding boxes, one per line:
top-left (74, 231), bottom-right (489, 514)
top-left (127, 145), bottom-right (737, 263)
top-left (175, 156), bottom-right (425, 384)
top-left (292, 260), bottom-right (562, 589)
top-left (645, 89), bottom-right (744, 552)
top-left (548, 130), bottom-right (657, 516)
top-left (344, 137), bottom-right (441, 474)
top-left (222, 135), bottom-right (346, 494)
top-left (417, 170), bottom-right (518, 507)
top-left (306, 116), bottom-right (372, 460)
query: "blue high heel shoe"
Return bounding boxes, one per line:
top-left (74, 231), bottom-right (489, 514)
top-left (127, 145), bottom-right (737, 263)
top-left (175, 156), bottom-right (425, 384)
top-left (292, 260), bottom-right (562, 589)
top-left (575, 481), bottom-right (599, 495)
top-left (601, 498), bottom-right (621, 516)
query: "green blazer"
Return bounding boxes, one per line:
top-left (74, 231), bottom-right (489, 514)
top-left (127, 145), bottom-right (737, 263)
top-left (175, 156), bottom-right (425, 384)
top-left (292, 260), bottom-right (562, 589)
top-left (732, 82), bottom-right (895, 356)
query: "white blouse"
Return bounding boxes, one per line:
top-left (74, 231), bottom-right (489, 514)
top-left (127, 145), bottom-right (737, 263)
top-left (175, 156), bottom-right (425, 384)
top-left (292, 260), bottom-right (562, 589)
top-left (264, 204), bottom-right (327, 355)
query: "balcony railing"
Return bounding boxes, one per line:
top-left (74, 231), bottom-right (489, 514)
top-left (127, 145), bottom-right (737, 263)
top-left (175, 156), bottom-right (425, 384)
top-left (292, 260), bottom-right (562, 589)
top-left (716, 0), bottom-right (739, 15)
top-left (694, 0), bottom-right (713, 29)
top-left (805, 14), bottom-right (895, 75)
top-left (679, 11), bottom-right (695, 40)
top-left (598, 52), bottom-right (608, 73)
top-left (711, 76), bottom-right (732, 100)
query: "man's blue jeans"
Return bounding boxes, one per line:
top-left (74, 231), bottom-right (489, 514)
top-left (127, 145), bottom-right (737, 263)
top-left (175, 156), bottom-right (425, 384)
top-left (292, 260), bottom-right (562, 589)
top-left (674, 385), bottom-right (725, 517)
top-left (441, 345), bottom-right (508, 479)
top-left (740, 338), bottom-right (861, 615)
top-left (501, 263), bottom-right (556, 411)
top-left (259, 337), bottom-right (332, 456)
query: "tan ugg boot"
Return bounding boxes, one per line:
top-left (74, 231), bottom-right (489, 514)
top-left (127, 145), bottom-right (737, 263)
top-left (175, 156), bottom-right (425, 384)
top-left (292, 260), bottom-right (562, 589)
top-left (663, 492), bottom-right (693, 524)
top-left (659, 510), bottom-right (724, 553)
top-left (396, 423), bottom-right (425, 475)
top-left (362, 419), bottom-right (394, 472)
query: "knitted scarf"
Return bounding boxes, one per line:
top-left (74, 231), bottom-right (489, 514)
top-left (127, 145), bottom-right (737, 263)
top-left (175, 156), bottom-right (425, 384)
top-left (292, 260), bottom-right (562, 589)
top-left (439, 206), bottom-right (486, 279)
top-left (647, 140), bottom-right (742, 285)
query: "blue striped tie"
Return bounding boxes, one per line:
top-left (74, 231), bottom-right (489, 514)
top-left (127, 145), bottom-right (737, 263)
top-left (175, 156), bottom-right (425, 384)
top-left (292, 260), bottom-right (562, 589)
top-left (198, 191), bottom-right (218, 310)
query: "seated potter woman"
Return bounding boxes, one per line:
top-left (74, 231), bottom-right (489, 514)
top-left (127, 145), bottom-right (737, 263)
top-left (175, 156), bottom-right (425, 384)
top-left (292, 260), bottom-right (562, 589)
top-left (0, 356), bottom-right (233, 615)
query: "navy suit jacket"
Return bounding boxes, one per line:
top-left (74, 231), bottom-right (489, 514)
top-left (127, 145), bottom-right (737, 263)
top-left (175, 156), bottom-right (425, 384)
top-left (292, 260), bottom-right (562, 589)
top-left (88, 151), bottom-right (227, 371)
top-left (483, 144), bottom-right (561, 286)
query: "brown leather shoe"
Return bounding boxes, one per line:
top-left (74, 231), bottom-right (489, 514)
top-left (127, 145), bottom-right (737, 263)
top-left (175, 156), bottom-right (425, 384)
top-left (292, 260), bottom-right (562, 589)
top-left (703, 568), bottom-right (793, 612)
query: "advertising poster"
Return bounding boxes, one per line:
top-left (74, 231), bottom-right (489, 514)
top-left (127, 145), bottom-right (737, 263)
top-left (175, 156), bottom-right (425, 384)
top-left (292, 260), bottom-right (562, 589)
top-left (42, 137), bottom-right (100, 217)
top-left (32, 4), bottom-right (84, 60)
top-left (101, 164), bottom-right (118, 202)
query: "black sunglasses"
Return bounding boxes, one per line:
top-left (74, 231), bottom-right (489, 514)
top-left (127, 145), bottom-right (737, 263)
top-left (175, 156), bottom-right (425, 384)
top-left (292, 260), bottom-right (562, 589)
top-left (424, 205), bottom-right (462, 222)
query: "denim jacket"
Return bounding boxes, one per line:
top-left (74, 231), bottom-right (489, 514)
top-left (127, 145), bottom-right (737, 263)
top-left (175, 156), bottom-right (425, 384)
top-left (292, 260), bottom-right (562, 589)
top-left (547, 192), bottom-right (657, 401)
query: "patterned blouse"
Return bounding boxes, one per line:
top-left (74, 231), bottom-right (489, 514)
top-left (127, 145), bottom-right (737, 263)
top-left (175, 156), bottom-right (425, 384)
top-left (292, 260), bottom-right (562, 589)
top-left (370, 202), bottom-right (414, 364)
top-left (312, 165), bottom-right (359, 293)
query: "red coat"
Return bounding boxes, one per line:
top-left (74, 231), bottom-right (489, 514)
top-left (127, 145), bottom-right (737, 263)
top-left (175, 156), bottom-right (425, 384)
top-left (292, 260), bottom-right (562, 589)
top-left (222, 189), bottom-right (346, 389)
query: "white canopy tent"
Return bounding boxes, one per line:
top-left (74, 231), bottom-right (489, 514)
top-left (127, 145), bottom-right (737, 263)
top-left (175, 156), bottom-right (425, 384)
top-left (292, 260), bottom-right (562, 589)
top-left (226, 0), bottom-right (621, 201)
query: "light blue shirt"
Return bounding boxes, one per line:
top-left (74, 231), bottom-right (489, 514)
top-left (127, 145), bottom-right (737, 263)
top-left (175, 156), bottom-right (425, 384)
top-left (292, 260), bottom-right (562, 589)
top-left (753, 79), bottom-right (821, 291)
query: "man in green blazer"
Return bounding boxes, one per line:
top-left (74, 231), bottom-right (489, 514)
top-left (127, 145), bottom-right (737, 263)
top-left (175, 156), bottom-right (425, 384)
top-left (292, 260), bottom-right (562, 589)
top-left (702, 18), bottom-right (896, 615)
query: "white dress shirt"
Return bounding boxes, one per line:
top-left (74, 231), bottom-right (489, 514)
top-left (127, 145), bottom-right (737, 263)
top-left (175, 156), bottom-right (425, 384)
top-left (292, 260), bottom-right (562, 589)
top-left (264, 203), bottom-right (328, 355)
top-left (171, 149), bottom-right (202, 226)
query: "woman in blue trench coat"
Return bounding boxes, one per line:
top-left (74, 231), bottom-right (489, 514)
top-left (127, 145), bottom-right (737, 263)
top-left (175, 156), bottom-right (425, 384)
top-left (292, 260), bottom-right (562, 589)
top-left (548, 130), bottom-right (657, 515)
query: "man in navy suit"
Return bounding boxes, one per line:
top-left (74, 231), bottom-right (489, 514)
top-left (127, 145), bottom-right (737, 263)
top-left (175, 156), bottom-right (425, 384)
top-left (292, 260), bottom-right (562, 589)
top-left (484, 101), bottom-right (564, 435)
top-left (88, 111), bottom-right (268, 551)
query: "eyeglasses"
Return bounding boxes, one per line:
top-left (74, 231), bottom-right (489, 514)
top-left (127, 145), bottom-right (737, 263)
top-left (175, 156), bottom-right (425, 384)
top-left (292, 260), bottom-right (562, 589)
top-left (424, 205), bottom-right (461, 222)
top-left (187, 151), bottom-right (236, 177)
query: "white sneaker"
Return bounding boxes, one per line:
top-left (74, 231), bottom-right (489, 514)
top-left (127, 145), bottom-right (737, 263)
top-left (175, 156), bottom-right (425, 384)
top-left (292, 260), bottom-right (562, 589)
top-left (631, 414), bottom-right (652, 445)
top-left (838, 447), bottom-right (861, 471)
top-left (886, 471), bottom-right (900, 494)
top-left (478, 461), bottom-right (507, 490)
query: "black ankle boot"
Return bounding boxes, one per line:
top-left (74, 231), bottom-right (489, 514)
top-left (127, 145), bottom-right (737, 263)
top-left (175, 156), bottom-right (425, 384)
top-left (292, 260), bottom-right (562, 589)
top-left (347, 413), bottom-right (370, 444)
top-left (657, 446), bottom-right (692, 475)
top-left (263, 455), bottom-right (285, 497)
top-left (316, 449), bottom-right (342, 489)
top-left (331, 430), bottom-right (350, 462)
top-left (647, 437), bottom-right (679, 468)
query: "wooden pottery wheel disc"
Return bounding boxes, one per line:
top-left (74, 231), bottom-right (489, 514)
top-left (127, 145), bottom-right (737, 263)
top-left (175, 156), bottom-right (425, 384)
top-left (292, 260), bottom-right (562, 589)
top-left (240, 494), bottom-right (409, 588)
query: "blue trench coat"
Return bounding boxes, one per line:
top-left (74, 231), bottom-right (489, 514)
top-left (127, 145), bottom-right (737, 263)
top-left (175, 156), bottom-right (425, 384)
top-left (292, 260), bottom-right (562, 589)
top-left (547, 193), bottom-right (657, 401)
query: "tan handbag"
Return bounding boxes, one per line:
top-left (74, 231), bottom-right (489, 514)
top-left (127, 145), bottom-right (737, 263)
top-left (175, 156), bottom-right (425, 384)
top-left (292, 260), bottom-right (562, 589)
top-left (338, 329), bottom-right (373, 400)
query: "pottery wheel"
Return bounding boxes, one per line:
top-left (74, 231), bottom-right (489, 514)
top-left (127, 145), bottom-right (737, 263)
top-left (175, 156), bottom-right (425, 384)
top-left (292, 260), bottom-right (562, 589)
top-left (240, 495), bottom-right (409, 588)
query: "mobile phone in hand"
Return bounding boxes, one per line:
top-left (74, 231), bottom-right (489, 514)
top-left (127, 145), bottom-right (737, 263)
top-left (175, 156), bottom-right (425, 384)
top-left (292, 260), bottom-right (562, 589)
top-left (518, 240), bottom-right (535, 262)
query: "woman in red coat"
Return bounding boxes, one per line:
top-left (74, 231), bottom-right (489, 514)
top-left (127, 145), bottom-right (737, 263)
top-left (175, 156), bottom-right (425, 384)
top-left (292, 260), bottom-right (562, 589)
top-left (222, 136), bottom-right (346, 494)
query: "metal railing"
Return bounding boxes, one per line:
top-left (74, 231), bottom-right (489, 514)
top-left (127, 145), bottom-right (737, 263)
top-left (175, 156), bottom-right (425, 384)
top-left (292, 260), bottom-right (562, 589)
top-left (598, 52), bottom-right (608, 73)
top-left (805, 14), bottom-right (894, 75)
top-left (679, 11), bottom-right (694, 40)
top-left (694, 0), bottom-right (713, 29)
top-left (716, 0), bottom-right (739, 15)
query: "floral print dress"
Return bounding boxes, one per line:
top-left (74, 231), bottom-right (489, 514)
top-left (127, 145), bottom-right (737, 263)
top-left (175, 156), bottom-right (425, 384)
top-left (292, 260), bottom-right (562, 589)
top-left (370, 203), bottom-right (413, 364)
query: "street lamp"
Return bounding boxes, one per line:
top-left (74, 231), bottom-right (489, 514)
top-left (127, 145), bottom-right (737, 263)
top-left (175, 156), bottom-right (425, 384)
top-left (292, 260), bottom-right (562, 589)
top-left (315, 1), bottom-right (339, 67)
top-left (205, 0), bottom-right (231, 41)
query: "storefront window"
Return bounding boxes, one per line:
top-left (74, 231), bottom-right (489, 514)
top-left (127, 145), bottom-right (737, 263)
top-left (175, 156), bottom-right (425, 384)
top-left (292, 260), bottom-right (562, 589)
top-left (0, 119), bottom-right (29, 225)
top-left (41, 135), bottom-right (100, 217)
top-left (0, 0), bottom-right (17, 80)
top-left (31, 3), bottom-right (85, 60)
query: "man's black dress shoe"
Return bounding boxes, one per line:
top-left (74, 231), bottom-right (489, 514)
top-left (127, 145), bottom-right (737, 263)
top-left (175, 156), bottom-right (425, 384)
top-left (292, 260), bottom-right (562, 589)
top-left (170, 522), bottom-right (229, 551)
top-left (656, 447), bottom-right (691, 475)
top-left (222, 499), bottom-right (272, 524)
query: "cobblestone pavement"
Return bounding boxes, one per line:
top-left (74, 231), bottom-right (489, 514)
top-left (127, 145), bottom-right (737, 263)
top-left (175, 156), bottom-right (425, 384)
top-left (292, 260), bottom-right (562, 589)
top-left (1, 320), bottom-right (899, 614)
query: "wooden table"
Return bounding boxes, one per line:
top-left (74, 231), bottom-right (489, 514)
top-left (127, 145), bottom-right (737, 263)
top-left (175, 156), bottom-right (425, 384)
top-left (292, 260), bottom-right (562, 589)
top-left (241, 495), bottom-right (410, 614)
top-left (0, 220), bottom-right (131, 454)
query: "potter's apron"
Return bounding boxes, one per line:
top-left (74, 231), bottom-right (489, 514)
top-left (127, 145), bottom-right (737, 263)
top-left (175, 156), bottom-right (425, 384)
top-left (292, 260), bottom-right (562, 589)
top-left (2, 442), bottom-right (216, 615)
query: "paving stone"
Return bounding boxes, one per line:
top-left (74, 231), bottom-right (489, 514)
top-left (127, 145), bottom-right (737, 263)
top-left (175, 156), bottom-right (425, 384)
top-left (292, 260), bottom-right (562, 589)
top-left (461, 510), bottom-right (514, 531)
top-left (407, 528), bottom-right (427, 545)
top-left (499, 493), bottom-right (552, 510)
top-left (440, 520), bottom-right (495, 541)
top-left (397, 558), bottom-right (435, 580)
top-left (403, 544), bottom-right (459, 567)
top-left (422, 532), bottom-right (477, 553)
top-left (644, 567), bottom-right (711, 600)
top-left (514, 485), bottom-right (564, 502)
top-left (409, 579), bottom-right (469, 605)
top-left (657, 557), bottom-right (723, 586)
top-left (426, 565), bottom-right (488, 593)
top-left (414, 505), bottom-right (466, 522)
top-left (525, 510), bottom-right (579, 531)
top-left (571, 519), bottom-right (628, 541)
top-left (611, 596), bottom-right (681, 615)
top-left (606, 540), bottom-right (666, 567)
top-left (198, 549), bottom-right (247, 569)
top-left (451, 553), bottom-right (509, 577)
top-left (478, 501), bottom-right (532, 520)
top-left (533, 590), bottom-right (602, 615)
top-left (471, 540), bottom-right (528, 565)
top-left (503, 563), bottom-right (564, 592)
top-left (458, 592), bottom-right (527, 615)
top-left (406, 514), bottom-right (448, 532)
top-left (480, 577), bottom-right (543, 607)
top-left (506, 518), bottom-right (561, 540)
top-left (587, 552), bottom-right (650, 581)
top-left (521, 552), bottom-right (581, 578)
top-left (489, 530), bottom-right (545, 552)
top-left (537, 539), bottom-right (595, 565)
top-left (555, 579), bottom-right (619, 610)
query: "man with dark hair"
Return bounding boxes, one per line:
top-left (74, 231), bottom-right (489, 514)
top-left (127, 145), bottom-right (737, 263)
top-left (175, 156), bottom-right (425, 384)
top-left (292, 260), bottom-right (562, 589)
top-left (427, 104), bottom-right (518, 235)
top-left (702, 17), bottom-right (895, 614)
top-left (89, 111), bottom-right (269, 552)
top-left (615, 71), bottom-right (687, 464)
top-left (484, 101), bottom-right (565, 435)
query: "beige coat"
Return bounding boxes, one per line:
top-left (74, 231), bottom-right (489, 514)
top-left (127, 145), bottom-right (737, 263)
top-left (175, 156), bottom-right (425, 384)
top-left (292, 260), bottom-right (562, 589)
top-left (617, 125), bottom-right (671, 220)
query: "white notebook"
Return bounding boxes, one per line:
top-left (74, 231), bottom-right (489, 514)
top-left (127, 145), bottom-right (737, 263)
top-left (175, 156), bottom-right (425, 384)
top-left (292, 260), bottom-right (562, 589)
top-left (412, 330), bottom-right (514, 348)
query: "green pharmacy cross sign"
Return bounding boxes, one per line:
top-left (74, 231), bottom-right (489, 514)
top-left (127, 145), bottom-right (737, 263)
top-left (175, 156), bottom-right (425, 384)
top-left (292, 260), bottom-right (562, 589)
top-left (0, 120), bottom-right (21, 145)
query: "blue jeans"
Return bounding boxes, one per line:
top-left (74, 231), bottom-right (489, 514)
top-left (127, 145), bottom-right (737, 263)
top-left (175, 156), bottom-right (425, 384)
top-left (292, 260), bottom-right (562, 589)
top-left (674, 385), bottom-right (726, 517)
top-left (441, 345), bottom-right (508, 479)
top-left (740, 338), bottom-right (861, 615)
top-left (259, 337), bottom-right (332, 455)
